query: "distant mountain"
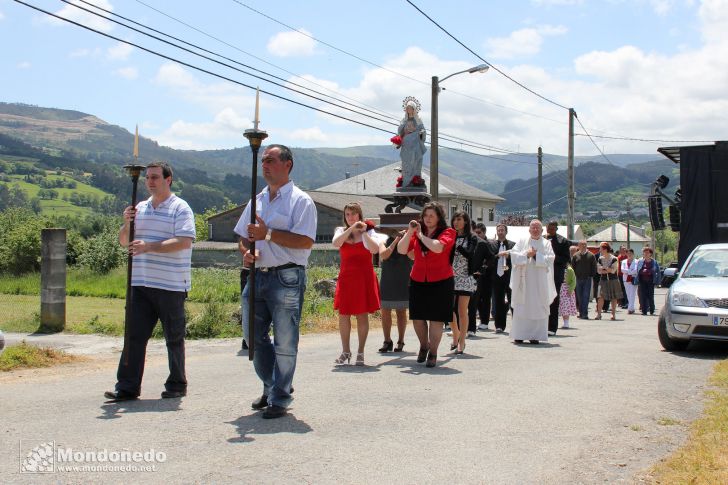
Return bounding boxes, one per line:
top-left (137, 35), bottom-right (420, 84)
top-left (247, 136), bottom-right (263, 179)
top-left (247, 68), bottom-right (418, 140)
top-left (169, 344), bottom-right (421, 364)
top-left (0, 102), bottom-right (673, 215)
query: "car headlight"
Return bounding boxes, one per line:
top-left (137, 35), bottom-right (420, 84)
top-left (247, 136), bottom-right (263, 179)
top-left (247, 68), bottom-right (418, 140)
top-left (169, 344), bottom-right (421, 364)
top-left (671, 292), bottom-right (707, 307)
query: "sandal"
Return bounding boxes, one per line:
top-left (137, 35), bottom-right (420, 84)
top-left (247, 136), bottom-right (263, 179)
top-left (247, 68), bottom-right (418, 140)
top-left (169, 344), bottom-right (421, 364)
top-left (355, 352), bottom-right (365, 366)
top-left (450, 343), bottom-right (458, 351)
top-left (334, 352), bottom-right (351, 365)
top-left (417, 347), bottom-right (428, 363)
top-left (378, 340), bottom-right (393, 353)
top-left (594, 314), bottom-right (602, 320)
top-left (425, 351), bottom-right (437, 368)
top-left (394, 341), bottom-right (405, 352)
top-left (610, 316), bottom-right (616, 321)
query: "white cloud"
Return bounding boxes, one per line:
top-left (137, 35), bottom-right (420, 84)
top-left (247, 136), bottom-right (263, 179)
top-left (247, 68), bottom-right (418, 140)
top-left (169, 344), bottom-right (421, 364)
top-left (485, 25), bottom-right (568, 59)
top-left (531, 0), bottom-right (583, 5)
top-left (650, 0), bottom-right (674, 16)
top-left (267, 29), bottom-right (316, 57)
top-left (106, 42), bottom-right (133, 61)
top-left (47, 0), bottom-right (115, 33)
top-left (154, 108), bottom-right (253, 150)
top-left (17, 61), bottom-right (31, 70)
top-left (114, 67), bottom-right (138, 80)
top-left (289, 127), bottom-right (328, 143)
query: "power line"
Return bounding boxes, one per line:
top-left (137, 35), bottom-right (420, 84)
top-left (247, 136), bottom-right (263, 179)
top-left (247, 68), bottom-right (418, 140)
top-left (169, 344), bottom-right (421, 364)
top-left (100, 0), bottom-right (524, 162)
top-left (129, 0), bottom-right (400, 123)
top-left (574, 133), bottom-right (715, 144)
top-left (16, 0), bottom-right (394, 134)
top-left (62, 0), bottom-right (398, 128)
top-left (496, 195), bottom-right (568, 215)
top-left (227, 0), bottom-right (569, 129)
top-left (17, 0), bottom-right (553, 172)
top-left (228, 0), bottom-right (426, 86)
top-left (498, 170), bottom-right (563, 196)
top-left (404, 0), bottom-right (570, 111)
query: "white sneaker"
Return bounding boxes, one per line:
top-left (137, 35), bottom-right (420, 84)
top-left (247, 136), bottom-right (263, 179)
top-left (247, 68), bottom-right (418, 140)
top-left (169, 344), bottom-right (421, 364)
top-left (548, 331), bottom-right (556, 336)
top-left (478, 323), bottom-right (489, 331)
top-left (467, 331), bottom-right (476, 338)
top-left (446, 330), bottom-right (453, 337)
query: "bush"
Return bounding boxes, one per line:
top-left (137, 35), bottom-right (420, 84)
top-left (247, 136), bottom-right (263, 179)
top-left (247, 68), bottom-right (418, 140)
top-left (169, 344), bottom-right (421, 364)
top-left (0, 207), bottom-right (49, 274)
top-left (186, 301), bottom-right (241, 339)
top-left (76, 229), bottom-right (126, 274)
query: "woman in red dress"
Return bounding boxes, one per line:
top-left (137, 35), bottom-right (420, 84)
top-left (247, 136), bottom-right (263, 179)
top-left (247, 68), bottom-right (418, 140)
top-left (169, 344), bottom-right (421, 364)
top-left (332, 202), bottom-right (384, 366)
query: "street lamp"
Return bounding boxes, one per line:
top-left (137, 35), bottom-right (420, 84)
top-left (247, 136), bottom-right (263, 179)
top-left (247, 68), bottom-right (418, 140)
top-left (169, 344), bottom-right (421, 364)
top-left (430, 63), bottom-right (490, 202)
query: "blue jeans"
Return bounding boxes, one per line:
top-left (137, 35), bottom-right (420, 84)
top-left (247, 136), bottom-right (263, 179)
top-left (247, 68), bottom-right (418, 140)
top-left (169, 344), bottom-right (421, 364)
top-left (242, 266), bottom-right (306, 408)
top-left (576, 278), bottom-right (592, 318)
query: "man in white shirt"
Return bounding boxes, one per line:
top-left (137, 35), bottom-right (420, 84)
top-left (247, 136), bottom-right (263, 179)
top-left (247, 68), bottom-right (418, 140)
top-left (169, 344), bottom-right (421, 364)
top-left (235, 145), bottom-right (317, 419)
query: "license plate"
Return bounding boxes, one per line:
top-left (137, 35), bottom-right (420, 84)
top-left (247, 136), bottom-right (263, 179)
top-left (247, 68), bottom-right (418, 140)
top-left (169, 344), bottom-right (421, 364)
top-left (712, 316), bottom-right (728, 326)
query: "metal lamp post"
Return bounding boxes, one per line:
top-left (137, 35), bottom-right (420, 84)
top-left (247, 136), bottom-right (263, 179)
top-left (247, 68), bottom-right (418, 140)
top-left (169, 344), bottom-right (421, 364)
top-left (243, 89), bottom-right (267, 361)
top-left (430, 64), bottom-right (490, 202)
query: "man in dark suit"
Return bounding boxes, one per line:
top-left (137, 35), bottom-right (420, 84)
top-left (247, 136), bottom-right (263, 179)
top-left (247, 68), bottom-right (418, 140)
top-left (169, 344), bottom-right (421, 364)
top-left (468, 223), bottom-right (497, 334)
top-left (492, 223), bottom-right (515, 333)
top-left (546, 221), bottom-right (575, 336)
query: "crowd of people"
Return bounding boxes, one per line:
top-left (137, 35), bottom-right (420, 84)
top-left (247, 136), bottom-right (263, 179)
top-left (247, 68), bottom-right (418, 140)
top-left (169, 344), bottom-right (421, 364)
top-left (105, 145), bottom-right (661, 420)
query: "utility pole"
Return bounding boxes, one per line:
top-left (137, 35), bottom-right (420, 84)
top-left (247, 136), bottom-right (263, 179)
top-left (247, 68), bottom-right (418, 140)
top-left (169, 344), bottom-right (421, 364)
top-left (430, 76), bottom-right (439, 202)
top-left (567, 108), bottom-right (576, 240)
top-left (625, 201), bottom-right (631, 249)
top-left (537, 146), bottom-right (543, 221)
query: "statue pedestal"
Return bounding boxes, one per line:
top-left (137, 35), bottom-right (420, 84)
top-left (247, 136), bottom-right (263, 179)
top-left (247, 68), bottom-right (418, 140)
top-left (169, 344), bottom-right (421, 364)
top-left (378, 212), bottom-right (415, 229)
top-left (383, 190), bottom-right (431, 214)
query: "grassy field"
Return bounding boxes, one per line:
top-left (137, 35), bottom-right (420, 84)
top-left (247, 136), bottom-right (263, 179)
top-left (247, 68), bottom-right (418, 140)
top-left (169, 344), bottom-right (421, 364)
top-left (0, 341), bottom-right (81, 372)
top-left (0, 266), bottom-right (343, 337)
top-left (647, 358), bottom-right (728, 483)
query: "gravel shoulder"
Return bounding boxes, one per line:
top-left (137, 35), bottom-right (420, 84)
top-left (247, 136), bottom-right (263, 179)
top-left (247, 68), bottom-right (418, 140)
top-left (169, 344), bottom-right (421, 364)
top-left (2, 288), bottom-right (727, 484)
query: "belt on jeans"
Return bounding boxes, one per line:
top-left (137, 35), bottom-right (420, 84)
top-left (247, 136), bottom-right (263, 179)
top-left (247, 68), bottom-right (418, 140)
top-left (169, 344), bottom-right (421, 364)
top-left (258, 262), bottom-right (303, 272)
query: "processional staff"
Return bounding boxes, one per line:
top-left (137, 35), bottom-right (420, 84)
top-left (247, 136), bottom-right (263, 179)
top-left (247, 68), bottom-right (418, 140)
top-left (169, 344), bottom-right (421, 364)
top-left (244, 88), bottom-right (267, 361)
top-left (121, 126), bottom-right (145, 366)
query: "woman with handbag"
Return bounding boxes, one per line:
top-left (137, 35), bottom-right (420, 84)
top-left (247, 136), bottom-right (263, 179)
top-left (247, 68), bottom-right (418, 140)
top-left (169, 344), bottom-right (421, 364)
top-left (596, 242), bottom-right (623, 320)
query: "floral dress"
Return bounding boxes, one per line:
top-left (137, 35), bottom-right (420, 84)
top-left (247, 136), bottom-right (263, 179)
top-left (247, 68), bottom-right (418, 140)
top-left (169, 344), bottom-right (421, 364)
top-left (453, 236), bottom-right (477, 294)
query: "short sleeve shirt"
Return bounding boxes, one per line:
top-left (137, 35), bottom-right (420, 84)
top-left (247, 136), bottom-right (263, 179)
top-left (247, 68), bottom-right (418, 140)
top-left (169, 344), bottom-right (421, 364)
top-left (131, 194), bottom-right (196, 292)
top-left (233, 181), bottom-right (317, 267)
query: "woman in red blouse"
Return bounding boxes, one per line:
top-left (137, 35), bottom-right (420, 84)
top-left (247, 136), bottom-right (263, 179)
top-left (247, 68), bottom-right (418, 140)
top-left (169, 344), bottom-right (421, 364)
top-left (397, 202), bottom-right (456, 368)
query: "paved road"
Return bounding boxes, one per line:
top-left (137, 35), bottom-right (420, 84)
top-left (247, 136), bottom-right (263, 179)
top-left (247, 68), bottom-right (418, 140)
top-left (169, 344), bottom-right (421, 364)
top-left (2, 288), bottom-right (727, 484)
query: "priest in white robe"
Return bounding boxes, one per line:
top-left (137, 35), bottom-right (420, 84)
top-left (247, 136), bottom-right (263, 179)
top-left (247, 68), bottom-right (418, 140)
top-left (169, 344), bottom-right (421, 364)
top-left (508, 220), bottom-right (557, 343)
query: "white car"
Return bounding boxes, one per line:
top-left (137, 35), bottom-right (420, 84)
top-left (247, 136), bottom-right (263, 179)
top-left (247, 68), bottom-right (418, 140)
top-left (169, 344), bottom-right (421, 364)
top-left (659, 243), bottom-right (728, 351)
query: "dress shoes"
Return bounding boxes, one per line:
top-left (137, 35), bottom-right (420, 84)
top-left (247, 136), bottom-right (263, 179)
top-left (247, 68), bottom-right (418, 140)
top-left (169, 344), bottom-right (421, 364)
top-left (251, 394), bottom-right (269, 410)
top-left (104, 390), bottom-right (138, 402)
top-left (161, 390), bottom-right (186, 399)
top-left (262, 405), bottom-right (287, 419)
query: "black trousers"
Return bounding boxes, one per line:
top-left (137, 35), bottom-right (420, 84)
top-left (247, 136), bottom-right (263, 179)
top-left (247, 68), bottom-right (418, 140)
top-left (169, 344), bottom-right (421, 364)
top-left (116, 286), bottom-right (187, 395)
top-left (468, 271), bottom-right (493, 331)
top-left (492, 273), bottom-right (511, 331)
top-left (639, 281), bottom-right (656, 314)
top-left (549, 264), bottom-right (565, 333)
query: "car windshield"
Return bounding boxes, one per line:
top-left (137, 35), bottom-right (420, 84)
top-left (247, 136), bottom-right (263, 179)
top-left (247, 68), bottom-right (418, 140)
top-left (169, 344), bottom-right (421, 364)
top-left (681, 249), bottom-right (728, 278)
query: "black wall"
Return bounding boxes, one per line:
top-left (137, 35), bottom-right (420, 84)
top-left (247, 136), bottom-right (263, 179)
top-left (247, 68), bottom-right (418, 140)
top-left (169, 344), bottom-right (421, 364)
top-left (678, 142), bottom-right (728, 266)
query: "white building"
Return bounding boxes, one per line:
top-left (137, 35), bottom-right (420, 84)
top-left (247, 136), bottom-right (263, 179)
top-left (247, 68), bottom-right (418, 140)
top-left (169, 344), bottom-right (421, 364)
top-left (316, 162), bottom-right (504, 222)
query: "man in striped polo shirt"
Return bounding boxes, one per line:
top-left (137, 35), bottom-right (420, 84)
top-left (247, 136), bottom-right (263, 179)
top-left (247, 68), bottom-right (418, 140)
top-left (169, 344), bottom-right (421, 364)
top-left (105, 161), bottom-right (196, 402)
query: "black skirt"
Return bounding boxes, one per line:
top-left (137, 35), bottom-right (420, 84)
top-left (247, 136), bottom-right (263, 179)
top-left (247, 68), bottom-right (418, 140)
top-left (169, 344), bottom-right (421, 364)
top-left (409, 277), bottom-right (454, 323)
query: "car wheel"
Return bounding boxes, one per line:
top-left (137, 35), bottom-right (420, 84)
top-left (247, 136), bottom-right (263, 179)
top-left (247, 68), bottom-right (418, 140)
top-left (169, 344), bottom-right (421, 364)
top-left (658, 313), bottom-right (689, 351)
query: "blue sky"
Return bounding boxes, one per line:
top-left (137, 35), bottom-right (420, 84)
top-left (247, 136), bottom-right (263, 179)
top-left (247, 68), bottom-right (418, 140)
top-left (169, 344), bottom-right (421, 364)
top-left (1, 0), bottom-right (726, 156)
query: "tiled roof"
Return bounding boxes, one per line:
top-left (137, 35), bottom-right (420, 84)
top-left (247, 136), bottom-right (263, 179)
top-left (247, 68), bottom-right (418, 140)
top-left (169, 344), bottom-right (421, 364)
top-left (307, 191), bottom-right (418, 218)
top-left (315, 162), bottom-right (504, 202)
